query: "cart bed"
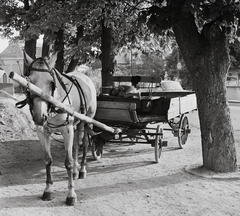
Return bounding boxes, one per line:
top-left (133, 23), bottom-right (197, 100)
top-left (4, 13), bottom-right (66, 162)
top-left (95, 96), bottom-right (169, 128)
top-left (95, 76), bottom-right (197, 127)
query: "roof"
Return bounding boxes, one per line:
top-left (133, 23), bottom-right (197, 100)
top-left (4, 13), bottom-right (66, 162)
top-left (0, 41), bottom-right (42, 59)
top-left (0, 42), bottom-right (24, 58)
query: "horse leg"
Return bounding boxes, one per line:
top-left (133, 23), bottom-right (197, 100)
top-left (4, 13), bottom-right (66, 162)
top-left (36, 127), bottom-right (53, 201)
top-left (79, 124), bottom-right (88, 179)
top-left (62, 125), bottom-right (77, 206)
top-left (73, 123), bottom-right (80, 180)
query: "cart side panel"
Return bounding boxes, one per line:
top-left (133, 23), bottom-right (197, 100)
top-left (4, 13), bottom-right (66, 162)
top-left (168, 94), bottom-right (197, 120)
top-left (180, 93), bottom-right (197, 113)
top-left (168, 97), bottom-right (180, 120)
top-left (95, 101), bottom-right (138, 123)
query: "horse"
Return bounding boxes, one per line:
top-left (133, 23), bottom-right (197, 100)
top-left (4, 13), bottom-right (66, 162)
top-left (23, 52), bottom-right (97, 206)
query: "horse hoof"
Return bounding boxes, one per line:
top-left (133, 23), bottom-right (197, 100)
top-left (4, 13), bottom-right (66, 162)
top-left (42, 192), bottom-right (53, 201)
top-left (66, 197), bottom-right (77, 206)
top-left (73, 173), bottom-right (78, 180)
top-left (79, 171), bottom-right (87, 179)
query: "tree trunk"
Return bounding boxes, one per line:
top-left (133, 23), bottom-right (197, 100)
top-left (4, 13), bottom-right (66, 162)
top-left (172, 12), bottom-right (237, 172)
top-left (54, 29), bottom-right (64, 73)
top-left (24, 39), bottom-right (36, 76)
top-left (66, 56), bottom-right (78, 73)
top-left (23, 0), bottom-right (36, 76)
top-left (101, 19), bottom-right (116, 87)
top-left (42, 36), bottom-right (50, 57)
top-left (66, 25), bottom-right (84, 73)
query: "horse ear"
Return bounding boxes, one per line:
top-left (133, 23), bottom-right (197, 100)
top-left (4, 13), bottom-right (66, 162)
top-left (48, 52), bottom-right (58, 69)
top-left (24, 51), bottom-right (34, 66)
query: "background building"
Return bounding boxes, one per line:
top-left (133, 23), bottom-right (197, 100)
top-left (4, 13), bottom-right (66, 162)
top-left (227, 67), bottom-right (240, 100)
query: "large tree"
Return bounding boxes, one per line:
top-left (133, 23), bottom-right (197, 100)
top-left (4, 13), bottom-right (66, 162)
top-left (140, 0), bottom-right (240, 172)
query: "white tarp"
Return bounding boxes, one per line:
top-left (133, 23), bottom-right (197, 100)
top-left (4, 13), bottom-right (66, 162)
top-left (76, 65), bottom-right (90, 72)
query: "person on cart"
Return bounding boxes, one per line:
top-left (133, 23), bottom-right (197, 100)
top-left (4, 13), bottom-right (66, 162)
top-left (110, 76), bottom-right (141, 98)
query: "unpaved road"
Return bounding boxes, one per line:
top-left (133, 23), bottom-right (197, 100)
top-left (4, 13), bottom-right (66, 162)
top-left (1, 97), bottom-right (240, 216)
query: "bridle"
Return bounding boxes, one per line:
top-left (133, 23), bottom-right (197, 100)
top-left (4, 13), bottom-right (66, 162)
top-left (16, 57), bottom-right (74, 127)
top-left (28, 57), bottom-right (57, 96)
top-left (26, 57), bottom-right (57, 117)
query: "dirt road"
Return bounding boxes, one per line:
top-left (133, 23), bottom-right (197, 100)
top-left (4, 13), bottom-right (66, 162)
top-left (0, 97), bottom-right (240, 216)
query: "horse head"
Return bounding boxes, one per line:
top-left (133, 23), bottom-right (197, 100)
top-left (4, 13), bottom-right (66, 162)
top-left (24, 52), bottom-right (58, 126)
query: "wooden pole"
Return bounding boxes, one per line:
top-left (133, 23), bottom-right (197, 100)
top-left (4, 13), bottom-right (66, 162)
top-left (9, 72), bottom-right (116, 134)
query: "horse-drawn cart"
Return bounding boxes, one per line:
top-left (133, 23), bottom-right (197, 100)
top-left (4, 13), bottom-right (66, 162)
top-left (10, 72), bottom-right (197, 163)
top-left (92, 76), bottom-right (197, 163)
top-left (9, 70), bottom-right (197, 206)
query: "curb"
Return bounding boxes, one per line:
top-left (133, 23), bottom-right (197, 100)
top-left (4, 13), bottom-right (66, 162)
top-left (228, 100), bottom-right (240, 103)
top-left (184, 164), bottom-right (240, 180)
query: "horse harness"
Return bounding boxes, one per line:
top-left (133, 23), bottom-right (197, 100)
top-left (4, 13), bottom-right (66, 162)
top-left (16, 57), bottom-right (87, 128)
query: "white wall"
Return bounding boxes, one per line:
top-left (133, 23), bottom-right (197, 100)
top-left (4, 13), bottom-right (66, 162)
top-left (227, 86), bottom-right (240, 100)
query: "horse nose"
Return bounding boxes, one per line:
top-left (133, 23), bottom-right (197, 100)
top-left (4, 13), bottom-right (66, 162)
top-left (32, 97), bottom-right (48, 125)
top-left (33, 113), bottom-right (48, 126)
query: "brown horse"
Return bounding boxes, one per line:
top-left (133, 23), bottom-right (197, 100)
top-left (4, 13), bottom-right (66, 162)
top-left (24, 52), bottom-right (97, 205)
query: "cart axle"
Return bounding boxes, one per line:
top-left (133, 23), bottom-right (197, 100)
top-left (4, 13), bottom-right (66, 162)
top-left (173, 128), bottom-right (191, 137)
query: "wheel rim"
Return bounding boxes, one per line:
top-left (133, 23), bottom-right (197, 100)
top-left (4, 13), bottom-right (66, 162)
top-left (178, 115), bottom-right (189, 148)
top-left (154, 125), bottom-right (163, 163)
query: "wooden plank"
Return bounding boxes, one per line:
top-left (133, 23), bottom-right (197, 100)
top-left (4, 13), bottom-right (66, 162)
top-left (95, 108), bottom-right (134, 123)
top-left (168, 97), bottom-right (180, 120)
top-left (97, 101), bottom-right (136, 110)
top-left (95, 101), bottom-right (138, 123)
top-left (127, 90), bottom-right (195, 98)
top-left (167, 94), bottom-right (197, 120)
top-left (113, 76), bottom-right (161, 83)
top-left (180, 94), bottom-right (197, 114)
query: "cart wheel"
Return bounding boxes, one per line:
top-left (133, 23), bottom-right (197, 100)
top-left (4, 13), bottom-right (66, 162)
top-left (91, 137), bottom-right (103, 160)
top-left (154, 125), bottom-right (163, 163)
top-left (178, 115), bottom-right (189, 149)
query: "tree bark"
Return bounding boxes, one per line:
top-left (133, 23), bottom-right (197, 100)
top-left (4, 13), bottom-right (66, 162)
top-left (172, 12), bottom-right (237, 172)
top-left (24, 39), bottom-right (37, 76)
top-left (54, 29), bottom-right (64, 73)
top-left (23, 0), bottom-right (36, 76)
top-left (100, 19), bottom-right (116, 87)
top-left (66, 25), bottom-right (84, 73)
top-left (42, 36), bottom-right (50, 57)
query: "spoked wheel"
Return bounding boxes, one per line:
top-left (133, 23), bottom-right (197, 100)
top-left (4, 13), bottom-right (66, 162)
top-left (178, 114), bottom-right (190, 149)
top-left (91, 137), bottom-right (103, 160)
top-left (154, 125), bottom-right (163, 163)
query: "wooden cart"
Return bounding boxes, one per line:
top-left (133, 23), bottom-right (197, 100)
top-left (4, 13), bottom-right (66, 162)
top-left (91, 76), bottom-right (197, 163)
top-left (9, 72), bottom-right (197, 163)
